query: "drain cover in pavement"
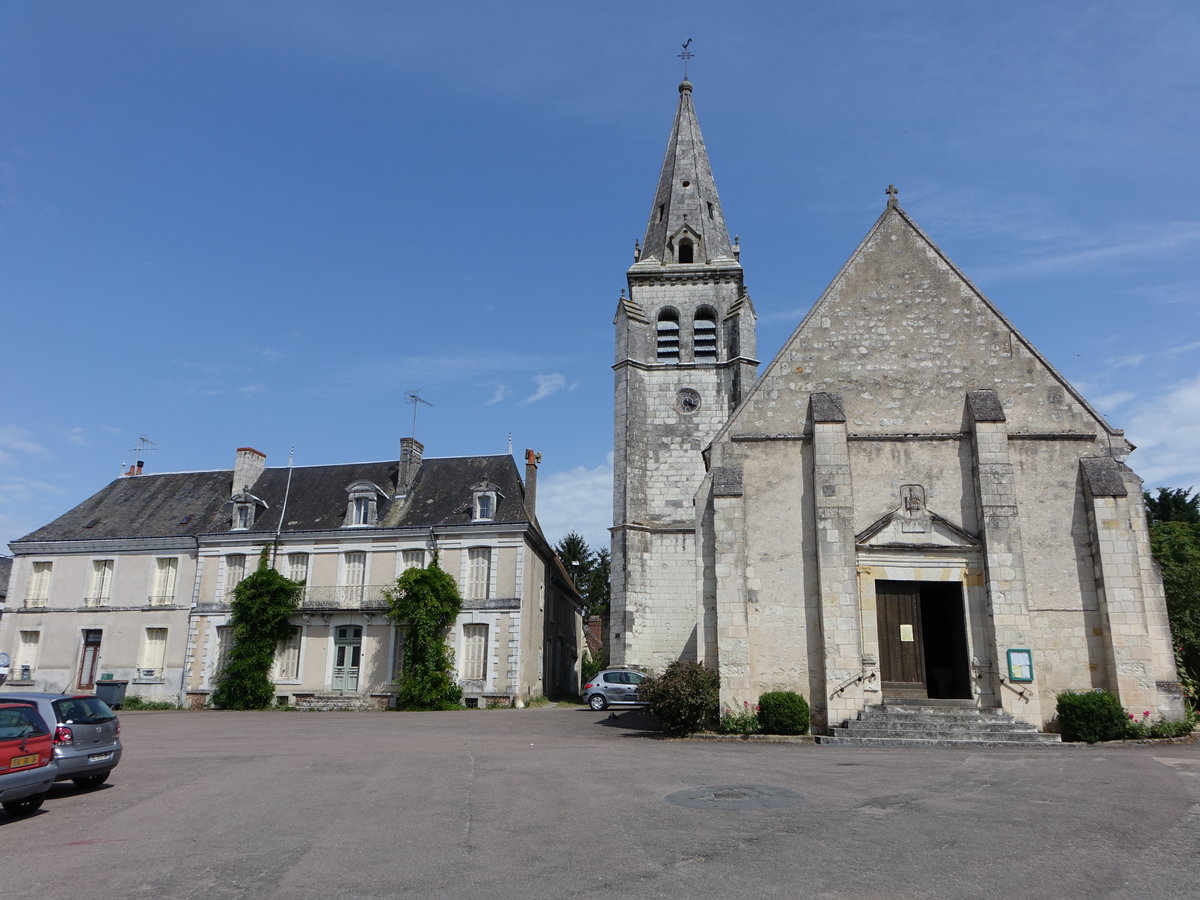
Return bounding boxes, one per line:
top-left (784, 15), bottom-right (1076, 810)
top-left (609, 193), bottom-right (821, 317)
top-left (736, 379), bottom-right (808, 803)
top-left (665, 785), bottom-right (802, 810)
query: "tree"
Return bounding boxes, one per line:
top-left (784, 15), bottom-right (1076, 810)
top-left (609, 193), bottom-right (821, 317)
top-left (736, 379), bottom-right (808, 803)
top-left (1145, 486), bottom-right (1200, 524)
top-left (1145, 487), bottom-right (1200, 709)
top-left (212, 547), bottom-right (302, 710)
top-left (384, 554), bottom-right (463, 710)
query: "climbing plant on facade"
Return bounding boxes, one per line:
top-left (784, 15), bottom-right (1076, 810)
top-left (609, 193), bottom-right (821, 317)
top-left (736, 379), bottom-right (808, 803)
top-left (384, 554), bottom-right (463, 710)
top-left (212, 547), bottom-right (302, 710)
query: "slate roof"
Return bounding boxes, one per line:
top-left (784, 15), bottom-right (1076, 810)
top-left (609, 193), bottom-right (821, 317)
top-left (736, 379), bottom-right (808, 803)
top-left (14, 455), bottom-right (531, 544)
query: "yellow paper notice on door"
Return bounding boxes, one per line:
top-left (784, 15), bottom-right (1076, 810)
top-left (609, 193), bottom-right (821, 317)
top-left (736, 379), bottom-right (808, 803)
top-left (899, 624), bottom-right (914, 642)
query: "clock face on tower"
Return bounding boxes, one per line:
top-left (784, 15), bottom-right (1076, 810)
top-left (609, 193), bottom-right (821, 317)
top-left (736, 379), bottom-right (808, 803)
top-left (675, 388), bottom-right (701, 414)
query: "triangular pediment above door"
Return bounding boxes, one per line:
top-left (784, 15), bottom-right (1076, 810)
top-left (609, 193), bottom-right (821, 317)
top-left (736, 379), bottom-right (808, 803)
top-left (856, 485), bottom-right (979, 550)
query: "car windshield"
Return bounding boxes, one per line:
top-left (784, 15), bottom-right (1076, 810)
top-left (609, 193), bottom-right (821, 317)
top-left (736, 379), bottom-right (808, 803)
top-left (52, 697), bottom-right (116, 725)
top-left (0, 706), bottom-right (48, 739)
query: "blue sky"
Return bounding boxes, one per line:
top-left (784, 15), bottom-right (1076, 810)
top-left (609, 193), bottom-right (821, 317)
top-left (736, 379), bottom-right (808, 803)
top-left (2, 2), bottom-right (1198, 554)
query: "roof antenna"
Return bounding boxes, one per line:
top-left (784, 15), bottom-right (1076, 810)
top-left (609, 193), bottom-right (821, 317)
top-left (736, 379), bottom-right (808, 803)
top-left (123, 435), bottom-right (158, 476)
top-left (507, 432), bottom-right (513, 455)
top-left (678, 38), bottom-right (693, 80)
top-left (407, 390), bottom-right (433, 442)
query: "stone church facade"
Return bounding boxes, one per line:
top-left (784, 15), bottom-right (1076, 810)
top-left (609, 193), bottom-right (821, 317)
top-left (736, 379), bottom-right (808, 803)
top-left (611, 80), bottom-right (1184, 731)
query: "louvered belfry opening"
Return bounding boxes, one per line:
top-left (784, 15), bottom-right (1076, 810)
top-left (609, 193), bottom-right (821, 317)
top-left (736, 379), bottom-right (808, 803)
top-left (693, 307), bottom-right (717, 361)
top-left (656, 309), bottom-right (680, 361)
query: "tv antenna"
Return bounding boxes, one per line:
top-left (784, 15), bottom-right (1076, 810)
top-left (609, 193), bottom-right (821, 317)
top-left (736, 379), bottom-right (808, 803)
top-left (123, 435), bottom-right (158, 474)
top-left (407, 391), bottom-right (433, 441)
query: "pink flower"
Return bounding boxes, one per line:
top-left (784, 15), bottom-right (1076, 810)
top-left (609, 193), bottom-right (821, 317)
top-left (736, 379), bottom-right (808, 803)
top-left (1143, 711), bottom-right (1150, 716)
top-left (1129, 714), bottom-right (1135, 719)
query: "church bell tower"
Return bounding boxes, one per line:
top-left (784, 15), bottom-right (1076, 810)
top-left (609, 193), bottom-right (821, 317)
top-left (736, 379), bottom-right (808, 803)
top-left (610, 79), bottom-right (758, 670)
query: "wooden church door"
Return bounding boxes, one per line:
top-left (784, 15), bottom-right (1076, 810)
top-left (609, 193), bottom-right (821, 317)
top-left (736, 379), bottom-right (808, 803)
top-left (876, 581), bottom-right (927, 698)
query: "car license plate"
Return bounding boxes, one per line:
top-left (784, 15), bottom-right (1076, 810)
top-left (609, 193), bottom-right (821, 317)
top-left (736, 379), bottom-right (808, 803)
top-left (9, 753), bottom-right (38, 768)
top-left (88, 752), bottom-right (113, 763)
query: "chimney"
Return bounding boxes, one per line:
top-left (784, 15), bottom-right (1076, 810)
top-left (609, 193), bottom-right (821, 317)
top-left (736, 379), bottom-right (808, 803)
top-left (398, 437), bottom-right (424, 496)
top-left (524, 449), bottom-right (541, 518)
top-left (233, 447), bottom-right (266, 495)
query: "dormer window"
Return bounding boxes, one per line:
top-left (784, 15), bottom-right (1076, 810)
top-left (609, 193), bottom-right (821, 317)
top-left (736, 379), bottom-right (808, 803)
top-left (678, 237), bottom-right (694, 263)
top-left (230, 490), bottom-right (267, 531)
top-left (470, 481), bottom-right (502, 522)
top-left (344, 481), bottom-right (386, 528)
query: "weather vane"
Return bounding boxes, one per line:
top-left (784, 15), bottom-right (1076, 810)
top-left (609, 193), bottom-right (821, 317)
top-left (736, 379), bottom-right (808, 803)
top-left (678, 38), bottom-right (693, 79)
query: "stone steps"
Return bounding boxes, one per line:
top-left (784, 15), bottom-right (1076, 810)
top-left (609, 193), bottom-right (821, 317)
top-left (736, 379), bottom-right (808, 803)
top-left (816, 700), bottom-right (1063, 748)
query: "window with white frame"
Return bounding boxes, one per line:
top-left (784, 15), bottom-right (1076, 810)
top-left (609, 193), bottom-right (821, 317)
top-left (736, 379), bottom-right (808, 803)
top-left (139, 628), bottom-right (168, 679)
top-left (390, 626), bottom-right (407, 682)
top-left (26, 561), bottom-right (52, 607)
top-left (214, 626), bottom-right (233, 679)
top-left (467, 548), bottom-right (491, 600)
top-left (235, 505), bottom-right (252, 529)
top-left (344, 551), bottom-right (366, 603)
top-left (151, 557), bottom-right (178, 605)
top-left (273, 626), bottom-right (302, 681)
top-left (475, 493), bottom-right (494, 521)
top-left (87, 559), bottom-right (114, 606)
top-left (343, 481), bottom-right (383, 527)
top-left (14, 631), bottom-right (40, 680)
top-left (401, 549), bottom-right (425, 571)
top-left (462, 624), bottom-right (488, 681)
top-left (287, 553), bottom-right (309, 583)
top-left (224, 555), bottom-right (246, 600)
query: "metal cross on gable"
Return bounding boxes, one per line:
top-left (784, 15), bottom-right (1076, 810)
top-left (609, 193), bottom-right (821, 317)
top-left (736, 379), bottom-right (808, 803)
top-left (886, 184), bottom-right (899, 206)
top-left (679, 38), bottom-right (694, 79)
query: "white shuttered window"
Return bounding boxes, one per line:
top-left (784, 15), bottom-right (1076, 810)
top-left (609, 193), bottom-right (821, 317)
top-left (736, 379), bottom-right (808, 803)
top-left (140, 628), bottom-right (168, 677)
top-left (462, 624), bottom-right (488, 681)
top-left (467, 548), bottom-right (491, 600)
top-left (152, 558), bottom-right (178, 605)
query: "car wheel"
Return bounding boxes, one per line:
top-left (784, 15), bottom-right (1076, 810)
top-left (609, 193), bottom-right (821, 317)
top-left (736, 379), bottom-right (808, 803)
top-left (73, 773), bottom-right (108, 789)
top-left (588, 693), bottom-right (608, 711)
top-left (2, 793), bottom-right (46, 817)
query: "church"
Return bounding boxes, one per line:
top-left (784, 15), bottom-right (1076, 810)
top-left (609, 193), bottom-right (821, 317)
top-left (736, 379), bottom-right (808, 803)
top-left (610, 78), bottom-right (1184, 733)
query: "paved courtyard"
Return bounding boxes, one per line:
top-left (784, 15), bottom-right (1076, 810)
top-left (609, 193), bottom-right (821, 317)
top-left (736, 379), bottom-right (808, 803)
top-left (2, 706), bottom-right (1197, 899)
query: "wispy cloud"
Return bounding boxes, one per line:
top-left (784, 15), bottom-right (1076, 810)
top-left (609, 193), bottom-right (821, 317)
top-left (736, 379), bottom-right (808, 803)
top-left (1105, 353), bottom-right (1145, 369)
top-left (1166, 340), bottom-right (1200, 358)
top-left (1092, 391), bottom-right (1136, 413)
top-left (536, 456), bottom-right (612, 551)
top-left (1125, 374), bottom-right (1200, 489)
top-left (0, 476), bottom-right (66, 504)
top-left (483, 384), bottom-right (510, 406)
top-left (519, 373), bottom-right (567, 406)
top-left (64, 427), bottom-right (90, 446)
top-left (0, 426), bottom-right (46, 465)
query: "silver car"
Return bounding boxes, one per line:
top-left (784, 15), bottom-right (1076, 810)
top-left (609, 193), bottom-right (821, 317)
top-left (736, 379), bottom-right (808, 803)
top-left (1, 693), bottom-right (122, 789)
top-left (583, 668), bottom-right (647, 711)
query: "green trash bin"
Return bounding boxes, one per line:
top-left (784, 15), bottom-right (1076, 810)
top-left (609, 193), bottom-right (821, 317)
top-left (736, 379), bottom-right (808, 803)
top-left (94, 679), bottom-right (129, 709)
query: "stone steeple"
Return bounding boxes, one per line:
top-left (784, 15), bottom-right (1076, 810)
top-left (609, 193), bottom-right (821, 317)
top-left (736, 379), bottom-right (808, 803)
top-left (637, 80), bottom-right (736, 266)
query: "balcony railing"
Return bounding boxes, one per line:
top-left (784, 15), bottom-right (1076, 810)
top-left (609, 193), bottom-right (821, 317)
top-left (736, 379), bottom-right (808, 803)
top-left (299, 584), bottom-right (392, 610)
top-left (23, 598), bottom-right (48, 609)
top-left (83, 597), bottom-right (110, 608)
top-left (147, 595), bottom-right (177, 606)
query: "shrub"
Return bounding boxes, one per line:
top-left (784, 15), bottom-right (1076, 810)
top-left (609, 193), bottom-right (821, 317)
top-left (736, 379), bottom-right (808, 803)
top-left (638, 660), bottom-right (719, 737)
top-left (1056, 690), bottom-right (1128, 743)
top-left (581, 651), bottom-right (604, 686)
top-left (121, 696), bottom-right (179, 711)
top-left (1150, 714), bottom-right (1197, 738)
top-left (719, 702), bottom-right (761, 735)
top-left (757, 691), bottom-right (810, 735)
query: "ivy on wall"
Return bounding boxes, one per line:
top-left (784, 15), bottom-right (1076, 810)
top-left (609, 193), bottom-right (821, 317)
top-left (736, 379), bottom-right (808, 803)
top-left (212, 547), bottom-right (302, 710)
top-left (385, 554), bottom-right (463, 710)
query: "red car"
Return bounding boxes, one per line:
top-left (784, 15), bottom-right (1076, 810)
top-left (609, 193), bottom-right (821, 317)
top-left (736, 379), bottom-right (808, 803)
top-left (0, 701), bottom-right (55, 817)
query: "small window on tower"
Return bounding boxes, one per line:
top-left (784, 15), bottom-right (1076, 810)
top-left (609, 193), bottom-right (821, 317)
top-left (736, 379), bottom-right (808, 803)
top-left (707, 202), bottom-right (714, 219)
top-left (656, 309), bottom-right (680, 362)
top-left (657, 203), bottom-right (665, 223)
top-left (678, 238), bottom-right (694, 264)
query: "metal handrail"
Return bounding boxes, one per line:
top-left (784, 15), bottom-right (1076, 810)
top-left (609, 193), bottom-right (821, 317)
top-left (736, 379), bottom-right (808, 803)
top-left (299, 584), bottom-right (392, 609)
top-left (830, 669), bottom-right (877, 698)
